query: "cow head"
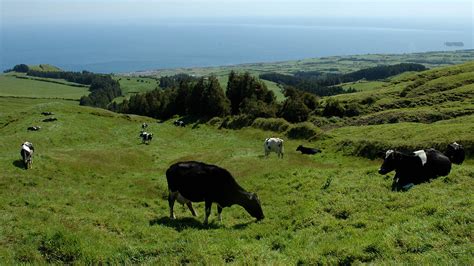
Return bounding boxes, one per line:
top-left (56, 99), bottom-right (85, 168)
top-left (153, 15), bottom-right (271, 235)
top-left (245, 193), bottom-right (264, 221)
top-left (296, 145), bottom-right (303, 151)
top-left (378, 150), bottom-right (400, 175)
top-left (446, 142), bottom-right (465, 165)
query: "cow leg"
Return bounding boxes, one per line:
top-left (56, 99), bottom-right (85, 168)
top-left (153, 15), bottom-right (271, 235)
top-left (204, 200), bottom-right (212, 224)
top-left (186, 202), bottom-right (197, 217)
top-left (168, 191), bottom-right (178, 219)
top-left (391, 178), bottom-right (400, 191)
top-left (217, 205), bottom-right (223, 222)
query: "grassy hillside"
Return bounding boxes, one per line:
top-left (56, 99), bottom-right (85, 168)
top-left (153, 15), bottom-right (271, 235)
top-left (0, 74), bottom-right (89, 100)
top-left (0, 96), bottom-right (472, 264)
top-left (118, 50), bottom-right (473, 103)
top-left (329, 61), bottom-right (474, 126)
top-left (28, 64), bottom-right (62, 72)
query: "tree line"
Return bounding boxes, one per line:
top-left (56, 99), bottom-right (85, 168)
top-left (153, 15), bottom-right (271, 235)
top-left (112, 71), bottom-right (332, 123)
top-left (259, 63), bottom-right (426, 96)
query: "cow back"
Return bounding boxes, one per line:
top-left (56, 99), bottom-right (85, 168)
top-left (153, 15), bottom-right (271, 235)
top-left (166, 161), bottom-right (242, 205)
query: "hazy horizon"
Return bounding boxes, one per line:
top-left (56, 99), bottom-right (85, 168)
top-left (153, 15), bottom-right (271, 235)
top-left (1, 0), bottom-right (472, 72)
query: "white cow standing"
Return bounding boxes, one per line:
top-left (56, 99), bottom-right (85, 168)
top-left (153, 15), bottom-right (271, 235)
top-left (264, 138), bottom-right (284, 158)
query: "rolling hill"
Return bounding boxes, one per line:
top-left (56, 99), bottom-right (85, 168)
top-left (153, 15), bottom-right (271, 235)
top-left (0, 54), bottom-right (472, 264)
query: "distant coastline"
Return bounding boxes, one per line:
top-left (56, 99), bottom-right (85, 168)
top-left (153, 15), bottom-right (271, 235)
top-left (445, 42), bottom-right (464, 47)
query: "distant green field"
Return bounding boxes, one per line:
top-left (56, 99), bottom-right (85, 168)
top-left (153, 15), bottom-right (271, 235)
top-left (133, 50), bottom-right (474, 78)
top-left (0, 98), bottom-right (472, 264)
top-left (341, 80), bottom-right (388, 92)
top-left (28, 64), bottom-right (62, 72)
top-left (114, 76), bottom-right (158, 99)
top-left (0, 75), bottom-right (89, 100)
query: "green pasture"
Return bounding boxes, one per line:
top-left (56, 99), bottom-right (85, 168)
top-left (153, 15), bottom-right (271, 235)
top-left (0, 97), bottom-right (472, 264)
top-left (0, 74), bottom-right (88, 100)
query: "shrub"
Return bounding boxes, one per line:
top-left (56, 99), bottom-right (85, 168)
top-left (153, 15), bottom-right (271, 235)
top-left (219, 115), bottom-right (255, 129)
top-left (207, 117), bottom-right (223, 126)
top-left (286, 122), bottom-right (322, 140)
top-left (323, 98), bottom-right (345, 117)
top-left (251, 118), bottom-right (290, 132)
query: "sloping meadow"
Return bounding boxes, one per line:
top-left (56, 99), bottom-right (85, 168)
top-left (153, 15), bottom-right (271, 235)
top-left (0, 97), bottom-right (472, 264)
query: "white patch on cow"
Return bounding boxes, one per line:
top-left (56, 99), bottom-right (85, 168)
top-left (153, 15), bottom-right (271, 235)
top-left (385, 149), bottom-right (394, 159)
top-left (22, 145), bottom-right (31, 153)
top-left (413, 150), bottom-right (427, 165)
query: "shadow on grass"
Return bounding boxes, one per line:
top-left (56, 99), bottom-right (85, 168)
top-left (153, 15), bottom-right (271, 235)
top-left (149, 217), bottom-right (220, 231)
top-left (12, 159), bottom-right (26, 169)
top-left (232, 221), bottom-right (253, 229)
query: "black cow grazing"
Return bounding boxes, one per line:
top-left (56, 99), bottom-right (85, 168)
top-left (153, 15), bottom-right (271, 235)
top-left (41, 112), bottom-right (53, 116)
top-left (27, 126), bottom-right (41, 131)
top-left (42, 117), bottom-right (57, 122)
top-left (166, 161), bottom-right (264, 224)
top-left (445, 142), bottom-right (465, 165)
top-left (296, 145), bottom-right (321, 155)
top-left (142, 123), bottom-right (148, 130)
top-left (20, 142), bottom-right (34, 169)
top-left (174, 120), bottom-right (185, 127)
top-left (378, 149), bottom-right (451, 191)
top-left (140, 131), bottom-right (153, 144)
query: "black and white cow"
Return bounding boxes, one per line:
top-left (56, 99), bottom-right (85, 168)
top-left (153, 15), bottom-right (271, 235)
top-left (378, 148), bottom-right (451, 191)
top-left (166, 161), bottom-right (264, 224)
top-left (174, 120), bottom-right (185, 127)
top-left (141, 123), bottom-right (148, 130)
top-left (445, 142), bottom-right (465, 165)
top-left (42, 117), bottom-right (57, 122)
top-left (41, 112), bottom-right (53, 116)
top-left (140, 132), bottom-right (153, 144)
top-left (264, 138), bottom-right (284, 158)
top-left (20, 142), bottom-right (34, 169)
top-left (296, 145), bottom-right (321, 155)
top-left (27, 126), bottom-right (41, 131)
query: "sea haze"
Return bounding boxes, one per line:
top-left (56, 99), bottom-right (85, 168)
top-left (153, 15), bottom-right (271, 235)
top-left (1, 17), bottom-right (472, 73)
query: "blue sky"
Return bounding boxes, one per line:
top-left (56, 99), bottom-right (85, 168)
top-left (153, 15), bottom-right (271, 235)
top-left (2, 0), bottom-right (472, 24)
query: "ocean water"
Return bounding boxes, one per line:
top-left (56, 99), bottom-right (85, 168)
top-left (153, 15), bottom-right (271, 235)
top-left (1, 18), bottom-right (472, 73)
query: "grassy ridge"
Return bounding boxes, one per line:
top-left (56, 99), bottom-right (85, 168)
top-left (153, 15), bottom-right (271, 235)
top-left (0, 98), bottom-right (472, 264)
top-left (0, 75), bottom-right (89, 100)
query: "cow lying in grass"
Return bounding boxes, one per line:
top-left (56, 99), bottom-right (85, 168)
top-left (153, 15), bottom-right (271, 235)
top-left (378, 148), bottom-right (451, 191)
top-left (445, 142), bottom-right (465, 165)
top-left (27, 126), bottom-right (41, 131)
top-left (166, 161), bottom-right (264, 224)
top-left (296, 145), bottom-right (321, 155)
top-left (20, 142), bottom-right (35, 169)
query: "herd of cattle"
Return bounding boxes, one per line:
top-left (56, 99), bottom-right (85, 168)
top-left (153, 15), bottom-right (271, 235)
top-left (19, 115), bottom-right (467, 224)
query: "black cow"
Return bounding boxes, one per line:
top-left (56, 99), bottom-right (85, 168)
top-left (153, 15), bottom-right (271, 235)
top-left (41, 112), bottom-right (53, 116)
top-left (140, 132), bottom-right (153, 144)
top-left (20, 142), bottom-right (34, 169)
top-left (296, 145), bottom-right (321, 155)
top-left (174, 120), bottom-right (185, 127)
top-left (379, 149), bottom-right (451, 191)
top-left (42, 117), bottom-right (57, 122)
top-left (27, 126), bottom-right (41, 131)
top-left (166, 161), bottom-right (264, 224)
top-left (445, 142), bottom-right (465, 165)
